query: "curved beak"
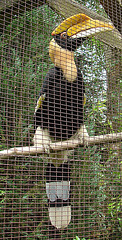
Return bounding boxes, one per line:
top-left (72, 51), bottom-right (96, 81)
top-left (52, 13), bottom-right (114, 38)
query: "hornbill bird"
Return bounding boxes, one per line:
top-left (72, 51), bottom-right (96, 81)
top-left (33, 14), bottom-right (114, 229)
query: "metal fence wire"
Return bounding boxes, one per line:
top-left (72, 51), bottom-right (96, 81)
top-left (0, 0), bottom-right (121, 239)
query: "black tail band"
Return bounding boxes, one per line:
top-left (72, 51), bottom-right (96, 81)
top-left (46, 162), bottom-right (70, 182)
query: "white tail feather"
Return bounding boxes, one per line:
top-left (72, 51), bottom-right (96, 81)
top-left (49, 206), bottom-right (71, 229)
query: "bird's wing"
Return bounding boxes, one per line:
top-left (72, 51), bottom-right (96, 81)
top-left (34, 93), bottom-right (46, 113)
top-left (34, 67), bottom-right (59, 114)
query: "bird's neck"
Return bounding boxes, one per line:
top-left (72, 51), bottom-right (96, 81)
top-left (49, 39), bottom-right (77, 82)
top-left (55, 49), bottom-right (77, 82)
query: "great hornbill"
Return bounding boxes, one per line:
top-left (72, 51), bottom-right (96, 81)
top-left (33, 14), bottom-right (114, 229)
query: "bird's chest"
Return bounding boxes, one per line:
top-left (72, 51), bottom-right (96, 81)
top-left (47, 79), bottom-right (81, 110)
top-left (41, 78), bottom-right (84, 139)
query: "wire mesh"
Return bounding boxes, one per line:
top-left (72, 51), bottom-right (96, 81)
top-left (0, 0), bottom-right (121, 239)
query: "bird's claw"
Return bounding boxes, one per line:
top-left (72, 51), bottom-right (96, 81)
top-left (42, 143), bottom-right (51, 154)
top-left (77, 125), bottom-right (89, 147)
top-left (78, 135), bottom-right (89, 147)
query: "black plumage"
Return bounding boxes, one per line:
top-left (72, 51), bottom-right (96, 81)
top-left (35, 66), bottom-right (85, 140)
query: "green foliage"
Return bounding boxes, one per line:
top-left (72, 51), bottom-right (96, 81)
top-left (0, 5), bottom-right (58, 148)
top-left (73, 236), bottom-right (80, 240)
top-left (73, 236), bottom-right (91, 240)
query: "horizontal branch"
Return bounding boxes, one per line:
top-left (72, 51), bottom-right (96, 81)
top-left (0, 132), bottom-right (121, 160)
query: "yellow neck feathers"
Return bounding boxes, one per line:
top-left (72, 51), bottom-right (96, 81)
top-left (49, 39), bottom-right (77, 82)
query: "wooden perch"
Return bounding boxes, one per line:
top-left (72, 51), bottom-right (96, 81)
top-left (0, 132), bottom-right (121, 160)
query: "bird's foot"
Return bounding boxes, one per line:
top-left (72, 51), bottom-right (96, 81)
top-left (77, 125), bottom-right (89, 147)
top-left (42, 143), bottom-right (51, 154)
top-left (33, 127), bottom-right (52, 154)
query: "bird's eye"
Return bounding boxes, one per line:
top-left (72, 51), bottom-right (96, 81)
top-left (60, 32), bottom-right (67, 39)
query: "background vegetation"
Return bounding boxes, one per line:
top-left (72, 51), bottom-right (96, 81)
top-left (0, 1), bottom-right (121, 239)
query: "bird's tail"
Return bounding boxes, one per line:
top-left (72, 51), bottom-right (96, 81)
top-left (46, 162), bottom-right (71, 229)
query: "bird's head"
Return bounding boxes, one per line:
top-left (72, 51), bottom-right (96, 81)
top-left (51, 13), bottom-right (114, 51)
